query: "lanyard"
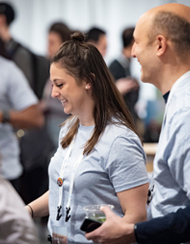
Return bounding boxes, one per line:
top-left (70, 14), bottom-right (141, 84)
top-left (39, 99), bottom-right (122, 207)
top-left (56, 138), bottom-right (84, 222)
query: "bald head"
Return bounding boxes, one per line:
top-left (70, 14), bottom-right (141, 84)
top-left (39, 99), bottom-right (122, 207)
top-left (138, 3), bottom-right (190, 56)
top-left (132, 3), bottom-right (190, 92)
top-left (147, 3), bottom-right (190, 22)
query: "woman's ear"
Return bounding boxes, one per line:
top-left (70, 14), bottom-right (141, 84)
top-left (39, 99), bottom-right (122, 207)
top-left (85, 83), bottom-right (91, 90)
top-left (84, 73), bottom-right (95, 90)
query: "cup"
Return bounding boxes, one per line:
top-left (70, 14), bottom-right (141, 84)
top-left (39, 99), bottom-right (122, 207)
top-left (52, 225), bottom-right (67, 244)
top-left (83, 204), bottom-right (114, 223)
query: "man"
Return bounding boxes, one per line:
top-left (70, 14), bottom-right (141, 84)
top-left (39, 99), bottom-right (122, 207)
top-left (0, 2), bottom-right (50, 203)
top-left (0, 2), bottom-right (49, 99)
top-left (109, 27), bottom-right (139, 123)
top-left (0, 2), bottom-right (34, 87)
top-left (86, 3), bottom-right (190, 244)
top-left (86, 27), bottom-right (107, 57)
top-left (0, 54), bottom-right (44, 192)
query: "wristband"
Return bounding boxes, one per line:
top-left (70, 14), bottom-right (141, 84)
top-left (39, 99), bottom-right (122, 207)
top-left (27, 205), bottom-right (34, 218)
top-left (1, 110), bottom-right (10, 123)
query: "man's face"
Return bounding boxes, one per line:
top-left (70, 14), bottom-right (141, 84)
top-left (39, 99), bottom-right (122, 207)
top-left (132, 15), bottom-right (157, 84)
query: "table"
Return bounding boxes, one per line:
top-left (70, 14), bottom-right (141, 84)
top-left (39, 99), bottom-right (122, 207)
top-left (143, 143), bottom-right (158, 172)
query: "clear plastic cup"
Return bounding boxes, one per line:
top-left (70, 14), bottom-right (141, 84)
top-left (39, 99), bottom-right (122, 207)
top-left (83, 204), bottom-right (114, 223)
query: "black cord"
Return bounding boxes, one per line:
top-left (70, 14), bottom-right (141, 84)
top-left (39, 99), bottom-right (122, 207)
top-left (27, 205), bottom-right (34, 218)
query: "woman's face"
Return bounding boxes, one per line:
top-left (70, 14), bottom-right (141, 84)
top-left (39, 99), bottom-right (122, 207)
top-left (50, 62), bottom-right (94, 121)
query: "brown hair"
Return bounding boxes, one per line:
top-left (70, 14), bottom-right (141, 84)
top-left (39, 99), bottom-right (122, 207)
top-left (51, 31), bottom-right (141, 155)
top-left (49, 22), bottom-right (71, 43)
top-left (148, 11), bottom-right (190, 55)
top-left (122, 27), bottom-right (135, 48)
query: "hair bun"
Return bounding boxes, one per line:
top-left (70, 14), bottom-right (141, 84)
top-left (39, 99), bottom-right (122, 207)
top-left (71, 31), bottom-right (86, 42)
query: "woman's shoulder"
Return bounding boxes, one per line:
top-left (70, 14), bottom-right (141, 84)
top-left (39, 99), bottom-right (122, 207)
top-left (95, 122), bottom-right (144, 163)
top-left (95, 122), bottom-right (141, 155)
top-left (104, 121), bottom-right (137, 139)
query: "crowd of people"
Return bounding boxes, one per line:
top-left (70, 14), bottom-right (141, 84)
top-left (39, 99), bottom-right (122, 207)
top-left (0, 1), bottom-right (190, 244)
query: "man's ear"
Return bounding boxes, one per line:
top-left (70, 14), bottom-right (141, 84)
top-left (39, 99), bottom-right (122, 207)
top-left (156, 35), bottom-right (167, 56)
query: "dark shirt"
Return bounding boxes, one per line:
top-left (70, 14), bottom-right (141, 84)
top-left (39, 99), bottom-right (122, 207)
top-left (109, 57), bottom-right (139, 122)
top-left (5, 38), bottom-right (49, 99)
top-left (163, 91), bottom-right (170, 103)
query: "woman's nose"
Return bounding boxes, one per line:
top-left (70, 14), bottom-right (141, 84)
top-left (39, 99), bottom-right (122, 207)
top-left (51, 86), bottom-right (59, 98)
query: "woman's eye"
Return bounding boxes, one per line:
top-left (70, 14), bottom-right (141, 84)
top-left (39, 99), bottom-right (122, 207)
top-left (56, 83), bottom-right (63, 88)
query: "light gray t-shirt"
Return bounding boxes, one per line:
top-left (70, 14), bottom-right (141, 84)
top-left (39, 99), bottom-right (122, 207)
top-left (0, 56), bottom-right (38, 179)
top-left (48, 119), bottom-right (149, 243)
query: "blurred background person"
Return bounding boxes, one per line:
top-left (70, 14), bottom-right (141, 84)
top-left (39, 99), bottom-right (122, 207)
top-left (0, 38), bottom-right (44, 193)
top-left (86, 26), bottom-right (107, 57)
top-left (0, 153), bottom-right (39, 244)
top-left (0, 2), bottom-right (54, 206)
top-left (0, 2), bottom-right (33, 87)
top-left (109, 27), bottom-right (140, 126)
top-left (0, 1), bottom-right (50, 99)
top-left (0, 176), bottom-right (40, 244)
top-left (47, 21), bottom-right (71, 59)
top-left (41, 21), bottom-right (71, 148)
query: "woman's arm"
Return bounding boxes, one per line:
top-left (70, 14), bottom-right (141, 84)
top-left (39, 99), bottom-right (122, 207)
top-left (26, 191), bottom-right (49, 218)
top-left (117, 183), bottom-right (149, 223)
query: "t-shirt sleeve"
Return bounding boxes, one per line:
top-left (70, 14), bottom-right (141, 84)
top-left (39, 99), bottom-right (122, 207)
top-left (105, 135), bottom-right (149, 192)
top-left (7, 62), bottom-right (38, 110)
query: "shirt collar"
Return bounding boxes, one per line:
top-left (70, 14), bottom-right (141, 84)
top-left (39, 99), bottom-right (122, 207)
top-left (166, 71), bottom-right (190, 106)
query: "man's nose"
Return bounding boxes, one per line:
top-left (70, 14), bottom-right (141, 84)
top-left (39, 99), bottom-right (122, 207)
top-left (131, 43), bottom-right (136, 58)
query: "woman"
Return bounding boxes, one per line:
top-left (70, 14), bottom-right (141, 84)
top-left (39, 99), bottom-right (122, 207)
top-left (26, 32), bottom-right (149, 243)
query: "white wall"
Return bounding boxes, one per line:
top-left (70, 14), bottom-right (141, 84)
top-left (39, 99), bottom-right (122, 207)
top-left (1, 0), bottom-right (190, 103)
top-left (7, 0), bottom-right (175, 58)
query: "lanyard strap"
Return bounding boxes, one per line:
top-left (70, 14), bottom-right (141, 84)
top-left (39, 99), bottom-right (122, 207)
top-left (56, 138), bottom-right (84, 222)
top-left (66, 153), bottom-right (83, 209)
top-left (57, 139), bottom-right (75, 206)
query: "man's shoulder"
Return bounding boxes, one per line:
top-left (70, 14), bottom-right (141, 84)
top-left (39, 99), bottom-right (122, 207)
top-left (0, 56), bottom-right (20, 75)
top-left (0, 55), bottom-right (14, 67)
